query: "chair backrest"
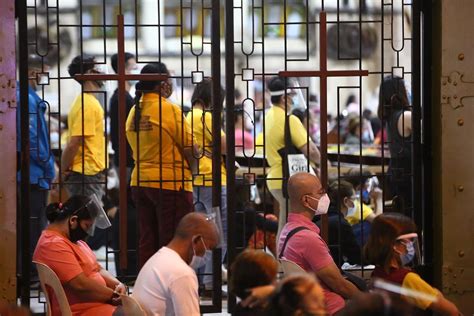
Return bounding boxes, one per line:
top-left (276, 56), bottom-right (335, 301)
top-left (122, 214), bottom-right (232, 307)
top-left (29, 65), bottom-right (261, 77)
top-left (34, 261), bottom-right (72, 316)
top-left (122, 295), bottom-right (146, 316)
top-left (279, 258), bottom-right (307, 276)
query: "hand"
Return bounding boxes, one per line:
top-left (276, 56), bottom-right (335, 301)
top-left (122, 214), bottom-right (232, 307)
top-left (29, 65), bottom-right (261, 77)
top-left (240, 285), bottom-right (275, 308)
top-left (114, 283), bottom-right (127, 295)
top-left (370, 187), bottom-right (383, 199)
top-left (110, 292), bottom-right (122, 306)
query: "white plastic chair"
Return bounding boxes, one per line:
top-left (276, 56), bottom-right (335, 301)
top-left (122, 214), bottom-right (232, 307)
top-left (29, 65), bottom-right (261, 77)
top-left (34, 261), bottom-right (72, 316)
top-left (279, 258), bottom-right (308, 276)
top-left (122, 295), bottom-right (146, 316)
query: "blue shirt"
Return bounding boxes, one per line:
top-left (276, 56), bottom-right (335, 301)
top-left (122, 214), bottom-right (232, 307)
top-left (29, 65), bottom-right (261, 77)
top-left (16, 84), bottom-right (56, 189)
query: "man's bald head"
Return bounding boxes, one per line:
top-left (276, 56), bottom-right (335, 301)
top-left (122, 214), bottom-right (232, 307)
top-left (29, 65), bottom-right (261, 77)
top-left (288, 172), bottom-right (323, 213)
top-left (174, 212), bottom-right (220, 248)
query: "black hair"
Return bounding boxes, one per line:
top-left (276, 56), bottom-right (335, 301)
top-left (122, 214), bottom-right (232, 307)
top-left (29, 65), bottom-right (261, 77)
top-left (328, 180), bottom-right (355, 205)
top-left (191, 78), bottom-right (225, 109)
top-left (268, 76), bottom-right (287, 105)
top-left (110, 52), bottom-right (135, 74)
top-left (234, 105), bottom-right (244, 124)
top-left (68, 55), bottom-right (96, 82)
top-left (346, 94), bottom-right (357, 107)
top-left (28, 54), bottom-right (47, 70)
top-left (132, 62), bottom-right (169, 131)
top-left (45, 195), bottom-right (92, 223)
top-left (377, 76), bottom-right (410, 120)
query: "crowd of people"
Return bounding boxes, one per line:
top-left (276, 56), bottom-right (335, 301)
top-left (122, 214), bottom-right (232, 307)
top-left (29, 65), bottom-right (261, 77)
top-left (17, 51), bottom-right (459, 315)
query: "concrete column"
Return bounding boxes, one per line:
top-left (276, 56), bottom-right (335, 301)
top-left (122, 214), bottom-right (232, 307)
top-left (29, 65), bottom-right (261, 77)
top-left (0, 0), bottom-right (18, 303)
top-left (433, 0), bottom-right (474, 313)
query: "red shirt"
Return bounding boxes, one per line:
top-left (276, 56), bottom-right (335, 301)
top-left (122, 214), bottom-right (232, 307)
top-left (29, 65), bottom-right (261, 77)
top-left (33, 229), bottom-right (116, 316)
top-left (278, 213), bottom-right (345, 315)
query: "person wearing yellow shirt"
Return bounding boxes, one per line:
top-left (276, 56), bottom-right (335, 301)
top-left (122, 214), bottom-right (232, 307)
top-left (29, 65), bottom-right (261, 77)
top-left (185, 79), bottom-right (227, 288)
top-left (366, 213), bottom-right (460, 315)
top-left (59, 55), bottom-right (107, 202)
top-left (264, 76), bottom-right (321, 235)
top-left (126, 62), bottom-right (199, 268)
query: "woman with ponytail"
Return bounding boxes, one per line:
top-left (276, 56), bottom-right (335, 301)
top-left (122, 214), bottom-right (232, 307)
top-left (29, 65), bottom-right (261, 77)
top-left (377, 76), bottom-right (413, 214)
top-left (125, 62), bottom-right (199, 268)
top-left (33, 195), bottom-right (126, 316)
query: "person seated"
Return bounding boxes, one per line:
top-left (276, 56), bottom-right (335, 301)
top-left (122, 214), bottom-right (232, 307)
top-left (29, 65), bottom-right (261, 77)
top-left (344, 116), bottom-right (374, 145)
top-left (278, 172), bottom-right (361, 315)
top-left (33, 195), bottom-right (125, 316)
top-left (365, 213), bottom-right (460, 316)
top-left (345, 168), bottom-right (384, 246)
top-left (268, 275), bottom-right (326, 316)
top-left (230, 250), bottom-right (278, 315)
top-left (338, 292), bottom-right (414, 315)
top-left (132, 213), bottom-right (220, 316)
top-left (314, 180), bottom-right (362, 266)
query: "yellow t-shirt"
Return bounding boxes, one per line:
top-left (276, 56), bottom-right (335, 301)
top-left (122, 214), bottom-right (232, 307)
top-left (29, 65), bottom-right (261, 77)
top-left (126, 93), bottom-right (194, 192)
top-left (68, 93), bottom-right (106, 175)
top-left (345, 202), bottom-right (375, 225)
top-left (264, 106), bottom-right (308, 191)
top-left (402, 272), bottom-right (440, 310)
top-left (185, 108), bottom-right (227, 187)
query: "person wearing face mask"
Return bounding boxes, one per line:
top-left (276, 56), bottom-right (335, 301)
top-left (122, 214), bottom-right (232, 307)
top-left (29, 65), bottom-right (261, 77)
top-left (132, 212), bottom-right (219, 316)
top-left (314, 180), bottom-right (362, 266)
top-left (126, 62), bottom-right (199, 268)
top-left (277, 172), bottom-right (361, 315)
top-left (33, 195), bottom-right (125, 316)
top-left (16, 54), bottom-right (56, 281)
top-left (264, 76), bottom-right (321, 237)
top-left (365, 213), bottom-right (460, 315)
top-left (57, 55), bottom-right (108, 202)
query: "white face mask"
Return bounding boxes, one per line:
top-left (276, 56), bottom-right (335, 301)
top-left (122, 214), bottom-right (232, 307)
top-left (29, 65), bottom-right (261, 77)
top-left (306, 194), bottom-right (330, 215)
top-left (190, 236), bottom-right (210, 270)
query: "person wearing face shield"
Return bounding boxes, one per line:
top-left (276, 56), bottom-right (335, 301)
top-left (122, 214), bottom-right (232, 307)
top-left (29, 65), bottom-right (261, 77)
top-left (277, 172), bottom-right (361, 315)
top-left (16, 54), bottom-right (56, 280)
top-left (314, 180), bottom-right (362, 266)
top-left (57, 55), bottom-right (107, 202)
top-left (365, 213), bottom-right (460, 315)
top-left (264, 76), bottom-right (321, 237)
top-left (132, 213), bottom-right (219, 316)
top-left (33, 195), bottom-right (126, 316)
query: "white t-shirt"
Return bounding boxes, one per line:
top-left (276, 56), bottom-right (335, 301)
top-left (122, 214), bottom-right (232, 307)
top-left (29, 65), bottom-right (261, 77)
top-left (132, 247), bottom-right (200, 316)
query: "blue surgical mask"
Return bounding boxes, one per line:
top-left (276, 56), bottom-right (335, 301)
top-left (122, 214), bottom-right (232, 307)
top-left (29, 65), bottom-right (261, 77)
top-left (400, 241), bottom-right (415, 265)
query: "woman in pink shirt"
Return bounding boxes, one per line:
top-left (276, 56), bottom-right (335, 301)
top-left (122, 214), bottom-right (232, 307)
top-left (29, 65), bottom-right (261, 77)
top-left (33, 195), bottom-right (125, 316)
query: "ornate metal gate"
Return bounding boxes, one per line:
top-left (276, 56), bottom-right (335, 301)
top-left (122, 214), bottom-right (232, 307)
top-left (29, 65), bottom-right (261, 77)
top-left (15, 0), bottom-right (429, 314)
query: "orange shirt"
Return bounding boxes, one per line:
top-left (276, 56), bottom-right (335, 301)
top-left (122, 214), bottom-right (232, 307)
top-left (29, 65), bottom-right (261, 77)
top-left (33, 229), bottom-right (116, 316)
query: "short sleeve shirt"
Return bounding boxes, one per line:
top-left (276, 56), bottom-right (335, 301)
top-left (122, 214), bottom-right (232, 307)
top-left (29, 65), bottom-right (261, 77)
top-left (278, 213), bottom-right (345, 314)
top-left (126, 93), bottom-right (194, 192)
top-left (33, 229), bottom-right (116, 316)
top-left (345, 202), bottom-right (375, 226)
top-left (402, 272), bottom-right (439, 310)
top-left (68, 93), bottom-right (106, 175)
top-left (185, 108), bottom-right (227, 187)
top-left (264, 106), bottom-right (308, 190)
top-left (132, 247), bottom-right (200, 316)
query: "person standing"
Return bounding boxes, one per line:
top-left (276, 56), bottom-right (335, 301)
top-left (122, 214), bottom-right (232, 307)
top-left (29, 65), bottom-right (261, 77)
top-left (377, 76), bottom-right (413, 214)
top-left (264, 76), bottom-right (321, 235)
top-left (126, 62), bottom-right (198, 268)
top-left (16, 54), bottom-right (56, 276)
top-left (60, 55), bottom-right (107, 201)
top-left (185, 78), bottom-right (227, 288)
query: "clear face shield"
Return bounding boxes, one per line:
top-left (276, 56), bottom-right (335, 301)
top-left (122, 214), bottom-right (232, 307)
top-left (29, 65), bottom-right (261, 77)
top-left (396, 233), bottom-right (421, 266)
top-left (269, 79), bottom-right (303, 109)
top-left (74, 194), bottom-right (111, 236)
